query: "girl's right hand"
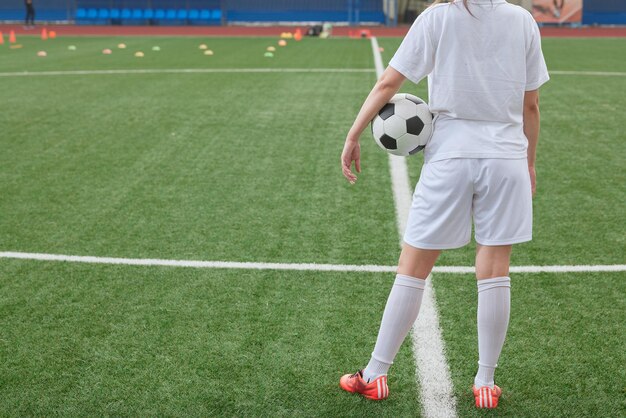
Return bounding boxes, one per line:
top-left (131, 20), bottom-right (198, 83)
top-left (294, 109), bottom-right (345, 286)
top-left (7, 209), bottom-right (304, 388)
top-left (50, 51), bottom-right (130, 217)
top-left (341, 138), bottom-right (361, 184)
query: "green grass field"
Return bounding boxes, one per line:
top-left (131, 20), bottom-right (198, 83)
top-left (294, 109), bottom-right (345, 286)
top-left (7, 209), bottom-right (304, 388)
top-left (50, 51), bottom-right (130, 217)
top-left (1, 35), bottom-right (625, 416)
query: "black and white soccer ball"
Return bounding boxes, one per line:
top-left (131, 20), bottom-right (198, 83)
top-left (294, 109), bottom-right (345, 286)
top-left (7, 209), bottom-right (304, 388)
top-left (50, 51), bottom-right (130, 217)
top-left (371, 94), bottom-right (433, 156)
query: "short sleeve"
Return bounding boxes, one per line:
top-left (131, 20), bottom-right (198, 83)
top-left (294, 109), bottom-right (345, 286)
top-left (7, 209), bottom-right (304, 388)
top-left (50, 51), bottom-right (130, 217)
top-left (525, 19), bottom-right (550, 91)
top-left (389, 13), bottom-right (435, 85)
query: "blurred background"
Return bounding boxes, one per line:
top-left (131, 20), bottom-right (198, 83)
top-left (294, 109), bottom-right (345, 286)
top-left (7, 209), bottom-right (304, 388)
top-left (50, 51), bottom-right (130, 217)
top-left (1, 0), bottom-right (625, 27)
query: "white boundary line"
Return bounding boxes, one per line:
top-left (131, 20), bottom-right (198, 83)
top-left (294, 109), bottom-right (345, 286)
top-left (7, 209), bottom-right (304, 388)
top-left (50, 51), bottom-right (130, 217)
top-left (550, 70), bottom-right (626, 77)
top-left (0, 68), bottom-right (374, 77)
top-left (0, 251), bottom-right (393, 272)
top-left (370, 37), bottom-right (457, 418)
top-left (1, 251), bottom-right (624, 273)
top-left (0, 69), bottom-right (624, 78)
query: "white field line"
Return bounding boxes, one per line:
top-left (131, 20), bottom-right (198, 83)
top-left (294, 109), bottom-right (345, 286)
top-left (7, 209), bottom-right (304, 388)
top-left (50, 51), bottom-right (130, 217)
top-left (0, 251), bottom-right (393, 272)
top-left (0, 69), bottom-right (623, 78)
top-left (371, 37), bottom-right (457, 418)
top-left (550, 70), bottom-right (626, 77)
top-left (414, 278), bottom-right (457, 417)
top-left (369, 38), bottom-right (411, 242)
top-left (0, 68), bottom-right (374, 77)
top-left (1, 251), bottom-right (624, 273)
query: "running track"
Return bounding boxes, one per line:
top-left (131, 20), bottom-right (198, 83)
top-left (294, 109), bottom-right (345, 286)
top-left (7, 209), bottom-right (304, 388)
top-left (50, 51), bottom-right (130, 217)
top-left (1, 24), bottom-right (625, 38)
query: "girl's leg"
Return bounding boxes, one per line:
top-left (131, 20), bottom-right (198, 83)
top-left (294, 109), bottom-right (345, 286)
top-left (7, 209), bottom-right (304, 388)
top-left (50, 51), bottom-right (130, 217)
top-left (475, 244), bottom-right (511, 280)
top-left (362, 243), bottom-right (440, 382)
top-left (398, 243), bottom-right (441, 279)
top-left (474, 244), bottom-right (512, 388)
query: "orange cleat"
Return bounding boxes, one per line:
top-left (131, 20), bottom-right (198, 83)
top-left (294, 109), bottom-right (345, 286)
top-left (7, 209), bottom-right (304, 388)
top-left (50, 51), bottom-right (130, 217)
top-left (339, 370), bottom-right (388, 400)
top-left (473, 384), bottom-right (502, 409)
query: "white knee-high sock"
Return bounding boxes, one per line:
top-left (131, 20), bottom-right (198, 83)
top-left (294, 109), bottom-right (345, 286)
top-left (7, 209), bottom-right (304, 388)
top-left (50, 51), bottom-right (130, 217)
top-left (474, 276), bottom-right (511, 389)
top-left (362, 274), bottom-right (426, 383)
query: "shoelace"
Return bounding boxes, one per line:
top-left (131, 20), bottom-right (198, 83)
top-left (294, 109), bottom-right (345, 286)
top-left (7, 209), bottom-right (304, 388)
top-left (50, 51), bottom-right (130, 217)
top-left (350, 370), bottom-right (363, 380)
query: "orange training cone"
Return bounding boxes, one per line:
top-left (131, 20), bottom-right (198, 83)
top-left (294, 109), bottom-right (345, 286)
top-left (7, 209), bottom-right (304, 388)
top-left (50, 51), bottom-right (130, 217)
top-left (41, 28), bottom-right (48, 40)
top-left (49, 30), bottom-right (56, 39)
top-left (0, 32), bottom-right (4, 45)
top-left (294, 28), bottom-right (303, 41)
top-left (9, 30), bottom-right (16, 43)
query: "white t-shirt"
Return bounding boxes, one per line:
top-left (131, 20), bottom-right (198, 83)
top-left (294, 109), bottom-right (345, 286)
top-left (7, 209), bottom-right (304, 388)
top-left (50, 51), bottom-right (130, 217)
top-left (389, 0), bottom-right (550, 163)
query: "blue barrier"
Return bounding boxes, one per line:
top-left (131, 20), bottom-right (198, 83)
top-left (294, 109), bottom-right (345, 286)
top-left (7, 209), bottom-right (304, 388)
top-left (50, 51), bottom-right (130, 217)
top-left (582, 12), bottom-right (626, 25)
top-left (227, 10), bottom-right (347, 22)
top-left (6, 1), bottom-right (388, 25)
top-left (0, 0), bottom-right (68, 21)
top-left (582, 0), bottom-right (626, 25)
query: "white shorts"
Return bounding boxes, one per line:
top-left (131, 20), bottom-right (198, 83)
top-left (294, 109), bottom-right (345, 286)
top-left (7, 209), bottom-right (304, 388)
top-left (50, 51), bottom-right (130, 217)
top-left (404, 158), bottom-right (532, 249)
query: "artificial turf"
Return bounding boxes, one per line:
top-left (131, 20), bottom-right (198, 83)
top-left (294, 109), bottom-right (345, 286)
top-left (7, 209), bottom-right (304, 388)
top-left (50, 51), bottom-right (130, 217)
top-left (0, 35), bottom-right (624, 416)
top-left (0, 260), bottom-right (420, 416)
top-left (434, 272), bottom-right (626, 417)
top-left (1, 37), bottom-right (398, 266)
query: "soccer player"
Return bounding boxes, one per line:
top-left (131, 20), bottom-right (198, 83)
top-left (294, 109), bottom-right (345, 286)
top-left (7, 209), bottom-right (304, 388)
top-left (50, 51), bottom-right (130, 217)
top-left (339, 0), bottom-right (549, 409)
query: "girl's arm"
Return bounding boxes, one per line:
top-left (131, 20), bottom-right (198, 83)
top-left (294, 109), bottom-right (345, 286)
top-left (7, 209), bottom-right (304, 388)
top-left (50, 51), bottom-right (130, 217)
top-left (341, 67), bottom-right (407, 183)
top-left (523, 89), bottom-right (540, 196)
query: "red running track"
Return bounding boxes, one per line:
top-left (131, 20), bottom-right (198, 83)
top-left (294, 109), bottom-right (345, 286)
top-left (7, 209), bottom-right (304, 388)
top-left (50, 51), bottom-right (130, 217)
top-left (1, 24), bottom-right (625, 38)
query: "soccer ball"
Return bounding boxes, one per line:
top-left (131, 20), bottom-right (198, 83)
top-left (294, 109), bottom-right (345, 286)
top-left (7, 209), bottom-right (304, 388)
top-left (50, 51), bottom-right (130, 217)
top-left (371, 94), bottom-right (433, 156)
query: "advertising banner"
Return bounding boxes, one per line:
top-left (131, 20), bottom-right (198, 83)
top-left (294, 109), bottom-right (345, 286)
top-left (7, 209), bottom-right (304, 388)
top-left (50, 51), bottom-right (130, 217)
top-left (532, 0), bottom-right (583, 23)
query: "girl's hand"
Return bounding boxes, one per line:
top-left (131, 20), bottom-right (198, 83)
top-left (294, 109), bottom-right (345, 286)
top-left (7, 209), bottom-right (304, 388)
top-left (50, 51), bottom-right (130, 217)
top-left (341, 139), bottom-right (361, 184)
